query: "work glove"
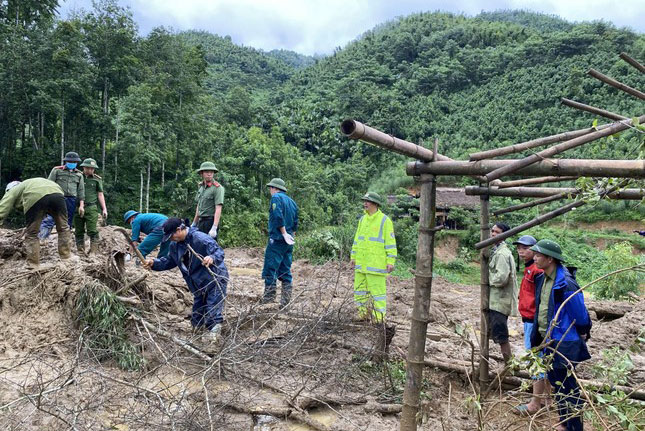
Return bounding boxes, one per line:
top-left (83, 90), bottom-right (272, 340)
top-left (124, 253), bottom-right (132, 262)
top-left (191, 221), bottom-right (197, 228)
top-left (208, 225), bottom-right (218, 238)
top-left (282, 233), bottom-right (295, 245)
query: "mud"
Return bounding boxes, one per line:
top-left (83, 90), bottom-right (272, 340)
top-left (0, 226), bottom-right (642, 430)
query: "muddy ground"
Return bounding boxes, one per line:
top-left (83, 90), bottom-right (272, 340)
top-left (0, 226), bottom-right (643, 430)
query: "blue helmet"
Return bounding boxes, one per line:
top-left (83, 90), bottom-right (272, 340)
top-left (123, 210), bottom-right (139, 224)
top-left (512, 235), bottom-right (537, 246)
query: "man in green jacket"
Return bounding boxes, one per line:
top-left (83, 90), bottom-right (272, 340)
top-left (0, 179), bottom-right (72, 267)
top-left (488, 222), bottom-right (518, 363)
top-left (75, 158), bottom-right (108, 255)
top-left (39, 151), bottom-right (85, 241)
top-left (192, 162), bottom-right (224, 239)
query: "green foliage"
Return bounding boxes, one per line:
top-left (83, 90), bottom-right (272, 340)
top-left (295, 223), bottom-right (355, 264)
top-left (590, 347), bottom-right (634, 385)
top-left (591, 242), bottom-right (644, 300)
top-left (75, 282), bottom-right (144, 371)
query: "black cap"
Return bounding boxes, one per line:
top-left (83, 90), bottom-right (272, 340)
top-left (162, 217), bottom-right (187, 242)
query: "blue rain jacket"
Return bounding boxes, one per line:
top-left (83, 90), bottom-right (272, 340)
top-left (531, 264), bottom-right (591, 367)
top-left (131, 213), bottom-right (168, 242)
top-left (152, 227), bottom-right (228, 294)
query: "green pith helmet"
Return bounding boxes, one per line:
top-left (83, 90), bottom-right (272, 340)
top-left (196, 161), bottom-right (218, 173)
top-left (80, 158), bottom-right (99, 169)
top-left (361, 191), bottom-right (383, 206)
top-left (530, 239), bottom-right (564, 262)
top-left (63, 151), bottom-right (81, 162)
top-left (266, 178), bottom-right (287, 192)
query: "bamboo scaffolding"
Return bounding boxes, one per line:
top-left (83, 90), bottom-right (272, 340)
top-left (479, 194), bottom-right (491, 391)
top-left (340, 119), bottom-right (452, 162)
top-left (465, 186), bottom-right (644, 200)
top-left (561, 98), bottom-right (628, 121)
top-left (494, 176), bottom-right (579, 188)
top-left (400, 174), bottom-right (438, 431)
top-left (492, 193), bottom-right (570, 216)
top-left (620, 52), bottom-right (645, 73)
top-left (475, 200), bottom-right (585, 249)
top-left (588, 68), bottom-right (645, 100)
top-left (482, 114), bottom-right (645, 182)
top-left (407, 158), bottom-right (645, 179)
top-left (468, 123), bottom-right (612, 161)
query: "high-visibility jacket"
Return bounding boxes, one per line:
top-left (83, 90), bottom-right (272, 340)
top-left (351, 209), bottom-right (397, 275)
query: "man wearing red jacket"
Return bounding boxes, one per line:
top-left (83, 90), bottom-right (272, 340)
top-left (513, 235), bottom-right (549, 415)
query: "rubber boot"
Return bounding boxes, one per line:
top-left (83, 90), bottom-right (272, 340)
top-left (76, 240), bottom-right (86, 256)
top-left (279, 283), bottom-right (292, 309)
top-left (89, 239), bottom-right (99, 255)
top-left (24, 237), bottom-right (40, 268)
top-left (260, 284), bottom-right (277, 304)
top-left (58, 229), bottom-right (72, 260)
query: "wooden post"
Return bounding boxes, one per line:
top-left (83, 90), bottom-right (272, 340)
top-left (468, 123), bottom-right (612, 161)
top-left (407, 158), bottom-right (645, 179)
top-left (400, 174), bottom-right (437, 431)
top-left (340, 119), bottom-right (452, 162)
top-left (587, 68), bottom-right (645, 100)
top-left (479, 193), bottom-right (490, 392)
top-left (561, 98), bottom-right (628, 121)
top-left (620, 52), bottom-right (645, 73)
top-left (482, 114), bottom-right (645, 182)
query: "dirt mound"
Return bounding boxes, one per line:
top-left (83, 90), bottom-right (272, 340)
top-left (0, 226), bottom-right (643, 430)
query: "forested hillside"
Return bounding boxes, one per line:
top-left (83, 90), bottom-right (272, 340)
top-left (1, 2), bottom-right (643, 248)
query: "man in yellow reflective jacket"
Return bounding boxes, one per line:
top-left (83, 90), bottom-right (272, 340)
top-left (350, 192), bottom-right (397, 323)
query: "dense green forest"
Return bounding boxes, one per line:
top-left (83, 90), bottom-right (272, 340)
top-left (1, 1), bottom-right (643, 254)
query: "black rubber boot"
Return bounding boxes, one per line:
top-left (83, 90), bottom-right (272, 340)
top-left (260, 284), bottom-right (277, 304)
top-left (280, 283), bottom-right (292, 309)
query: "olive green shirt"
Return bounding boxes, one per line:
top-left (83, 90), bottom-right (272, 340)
top-left (0, 178), bottom-right (63, 219)
top-left (83, 174), bottom-right (103, 206)
top-left (538, 268), bottom-right (556, 334)
top-left (488, 241), bottom-right (518, 317)
top-left (48, 167), bottom-right (85, 200)
top-left (195, 182), bottom-right (224, 217)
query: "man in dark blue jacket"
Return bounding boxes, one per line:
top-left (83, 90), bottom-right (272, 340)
top-left (261, 178), bottom-right (299, 308)
top-left (530, 239), bottom-right (591, 431)
top-left (143, 218), bottom-right (228, 342)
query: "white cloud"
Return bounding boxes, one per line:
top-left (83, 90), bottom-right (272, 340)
top-left (58, 0), bottom-right (645, 55)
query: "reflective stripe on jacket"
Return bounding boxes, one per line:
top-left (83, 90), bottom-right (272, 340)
top-left (351, 209), bottom-right (397, 275)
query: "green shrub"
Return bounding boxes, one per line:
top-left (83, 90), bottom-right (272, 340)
top-left (591, 241), bottom-right (643, 300)
top-left (295, 223), bottom-right (356, 264)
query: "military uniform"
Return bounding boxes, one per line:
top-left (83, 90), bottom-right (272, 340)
top-left (0, 178), bottom-right (71, 266)
top-left (195, 181), bottom-right (224, 233)
top-left (194, 161), bottom-right (224, 236)
top-left (75, 159), bottom-right (103, 253)
top-left (39, 152), bottom-right (84, 240)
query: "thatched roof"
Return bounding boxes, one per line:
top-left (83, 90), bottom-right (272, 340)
top-left (436, 187), bottom-right (479, 209)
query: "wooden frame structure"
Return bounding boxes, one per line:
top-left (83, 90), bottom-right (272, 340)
top-left (341, 52), bottom-right (644, 431)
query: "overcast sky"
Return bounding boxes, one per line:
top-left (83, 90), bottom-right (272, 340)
top-left (58, 0), bottom-right (644, 55)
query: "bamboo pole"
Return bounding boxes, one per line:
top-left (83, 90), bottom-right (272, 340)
top-left (561, 98), bottom-right (628, 121)
top-left (492, 193), bottom-right (570, 216)
top-left (482, 115), bottom-right (645, 182)
top-left (468, 123), bottom-right (612, 161)
top-left (476, 200), bottom-right (586, 250)
top-left (495, 176), bottom-right (579, 188)
top-left (401, 174), bottom-right (438, 431)
top-left (465, 186), bottom-right (644, 200)
top-left (340, 119), bottom-right (452, 162)
top-left (479, 193), bottom-right (490, 392)
top-left (588, 68), bottom-right (645, 100)
top-left (620, 52), bottom-right (645, 73)
top-left (407, 158), bottom-right (645, 179)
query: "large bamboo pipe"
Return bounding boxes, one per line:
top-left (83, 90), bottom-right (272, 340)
top-left (340, 119), bottom-right (452, 162)
top-left (407, 159), bottom-right (645, 179)
top-left (494, 176), bottom-right (579, 188)
top-left (620, 52), bottom-right (645, 73)
top-left (465, 186), bottom-right (645, 200)
top-left (588, 68), bottom-right (645, 100)
top-left (560, 98), bottom-right (628, 121)
top-left (482, 114), bottom-right (645, 182)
